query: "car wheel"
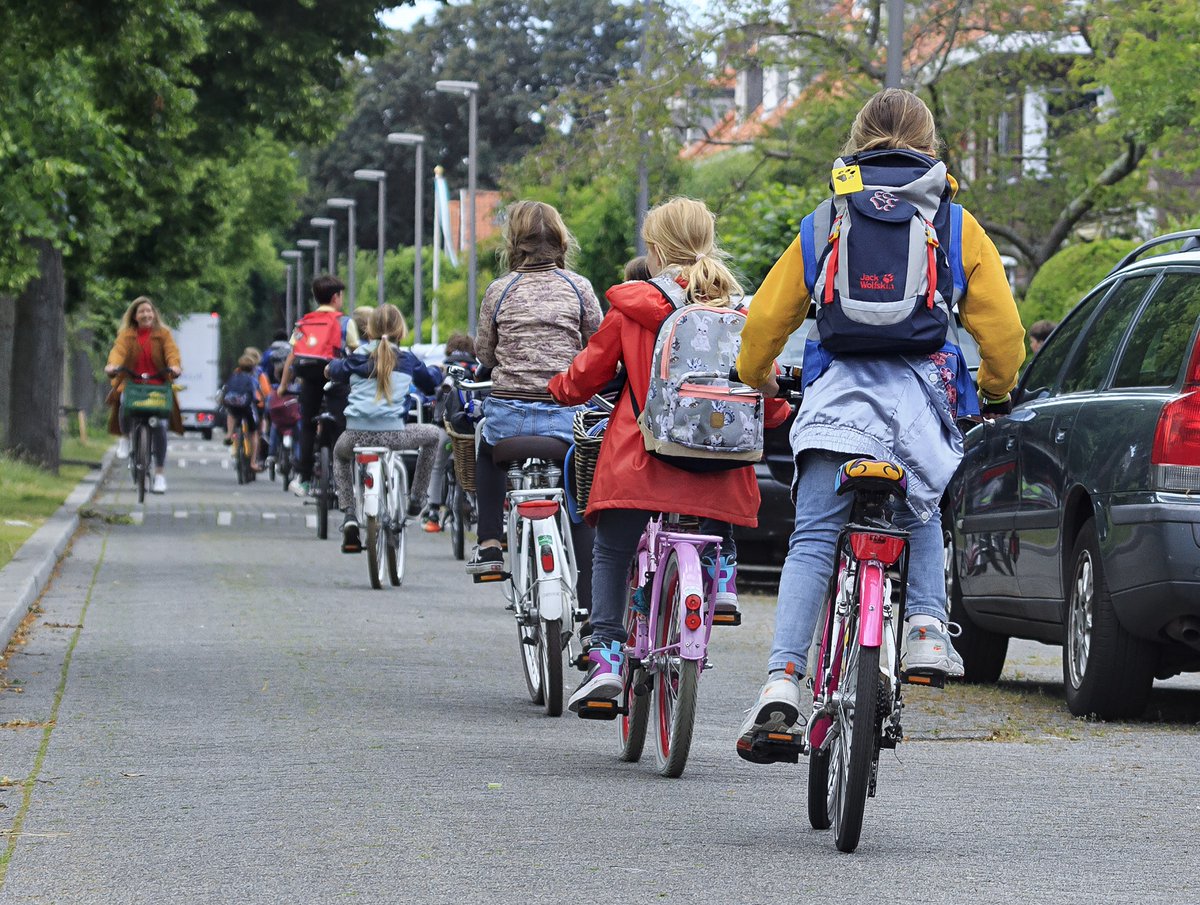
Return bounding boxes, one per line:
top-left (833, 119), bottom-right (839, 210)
top-left (1062, 519), bottom-right (1157, 719)
top-left (943, 513), bottom-right (1008, 683)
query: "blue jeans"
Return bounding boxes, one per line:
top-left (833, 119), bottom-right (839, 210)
top-left (480, 397), bottom-right (578, 445)
top-left (768, 450), bottom-right (946, 675)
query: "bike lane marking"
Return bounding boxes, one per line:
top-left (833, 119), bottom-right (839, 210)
top-left (0, 532), bottom-right (108, 889)
top-left (217, 511), bottom-right (232, 527)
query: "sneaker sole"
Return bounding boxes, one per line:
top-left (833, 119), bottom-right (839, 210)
top-left (901, 654), bottom-right (963, 678)
top-left (568, 675), bottom-right (623, 712)
top-left (465, 561), bottom-right (505, 575)
top-left (736, 701), bottom-right (801, 764)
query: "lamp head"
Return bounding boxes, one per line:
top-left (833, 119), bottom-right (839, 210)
top-left (310, 217), bottom-right (336, 228)
top-left (281, 250), bottom-right (302, 260)
top-left (353, 168), bottom-right (387, 182)
top-left (435, 79), bottom-right (479, 96)
top-left (327, 197), bottom-right (356, 210)
top-left (296, 239), bottom-right (320, 250)
top-left (387, 132), bottom-right (425, 146)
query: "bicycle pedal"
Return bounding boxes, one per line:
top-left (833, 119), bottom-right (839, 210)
top-left (472, 571), bottom-right (510, 584)
top-left (901, 669), bottom-right (946, 689)
top-left (712, 610), bottom-right (742, 626)
top-left (740, 728), bottom-right (806, 764)
top-left (575, 698), bottom-right (623, 721)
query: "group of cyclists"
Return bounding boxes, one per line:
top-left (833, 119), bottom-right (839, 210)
top-left (106, 89), bottom-right (1027, 764)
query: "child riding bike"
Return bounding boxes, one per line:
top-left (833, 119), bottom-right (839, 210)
top-left (222, 353), bottom-right (263, 470)
top-left (548, 197), bottom-right (791, 714)
top-left (424, 332), bottom-right (480, 533)
top-left (327, 304), bottom-right (442, 553)
top-left (733, 89), bottom-right (1026, 759)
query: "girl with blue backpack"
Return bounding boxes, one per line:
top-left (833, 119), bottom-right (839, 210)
top-left (328, 304), bottom-right (442, 554)
top-left (733, 89), bottom-right (1026, 759)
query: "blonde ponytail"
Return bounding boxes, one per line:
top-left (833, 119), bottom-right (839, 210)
top-left (367, 304), bottom-right (408, 402)
top-left (642, 198), bottom-right (742, 307)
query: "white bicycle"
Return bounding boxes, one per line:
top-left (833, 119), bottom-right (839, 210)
top-left (353, 446), bottom-right (410, 589)
top-left (456, 375), bottom-right (588, 717)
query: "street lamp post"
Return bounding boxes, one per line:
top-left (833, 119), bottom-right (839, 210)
top-left (297, 238), bottom-right (320, 276)
top-left (354, 169), bottom-right (388, 310)
top-left (387, 132), bottom-right (425, 343)
top-left (435, 79), bottom-right (480, 335)
top-left (310, 217), bottom-right (337, 277)
top-left (281, 249), bottom-right (303, 328)
top-left (327, 197), bottom-right (357, 312)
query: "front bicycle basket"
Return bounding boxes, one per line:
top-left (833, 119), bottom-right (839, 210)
top-left (445, 419), bottom-right (477, 494)
top-left (121, 382), bottom-right (173, 415)
top-left (571, 409), bottom-right (609, 513)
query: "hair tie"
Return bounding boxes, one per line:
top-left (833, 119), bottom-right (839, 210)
top-left (694, 252), bottom-right (706, 263)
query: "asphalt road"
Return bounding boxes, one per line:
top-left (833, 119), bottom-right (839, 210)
top-left (1, 436), bottom-right (1198, 904)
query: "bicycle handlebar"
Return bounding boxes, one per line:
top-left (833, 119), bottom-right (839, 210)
top-left (728, 365), bottom-right (803, 402)
top-left (112, 366), bottom-right (176, 382)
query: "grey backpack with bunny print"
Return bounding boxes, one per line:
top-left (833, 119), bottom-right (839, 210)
top-left (629, 275), bottom-right (764, 473)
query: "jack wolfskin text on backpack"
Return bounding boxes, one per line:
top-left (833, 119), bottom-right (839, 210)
top-left (632, 276), bottom-right (764, 473)
top-left (292, 310), bottom-right (347, 364)
top-left (810, 150), bottom-right (953, 355)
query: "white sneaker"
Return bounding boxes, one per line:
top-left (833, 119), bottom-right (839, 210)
top-left (736, 673), bottom-right (804, 763)
top-left (152, 474), bottom-right (167, 494)
top-left (900, 622), bottom-right (965, 678)
top-left (288, 477), bottom-right (308, 497)
top-left (116, 436), bottom-right (130, 459)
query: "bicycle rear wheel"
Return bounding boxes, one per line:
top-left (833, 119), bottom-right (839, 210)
top-left (830, 634), bottom-right (880, 853)
top-left (652, 552), bottom-right (700, 778)
top-left (235, 433), bottom-right (248, 484)
top-left (515, 523), bottom-right (545, 705)
top-left (316, 444), bottom-right (331, 540)
top-left (540, 617), bottom-right (563, 717)
top-left (617, 584), bottom-right (649, 762)
top-left (450, 483), bottom-right (467, 561)
top-left (279, 442), bottom-right (292, 492)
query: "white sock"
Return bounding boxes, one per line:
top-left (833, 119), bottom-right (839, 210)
top-left (906, 614), bottom-right (941, 630)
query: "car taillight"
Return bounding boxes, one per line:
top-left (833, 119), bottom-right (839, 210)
top-left (1152, 390), bottom-right (1200, 491)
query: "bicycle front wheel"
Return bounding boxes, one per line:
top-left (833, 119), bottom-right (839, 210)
top-left (135, 424), bottom-right (151, 503)
top-left (652, 552), bottom-right (700, 778)
top-left (830, 637), bottom-right (881, 853)
top-left (386, 466), bottom-right (406, 587)
top-left (366, 514), bottom-right (386, 590)
top-left (279, 443), bottom-right (292, 493)
top-left (316, 445), bottom-right (331, 540)
top-left (235, 434), bottom-right (248, 485)
top-left (617, 583), bottom-right (649, 763)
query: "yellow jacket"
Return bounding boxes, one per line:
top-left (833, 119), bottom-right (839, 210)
top-left (737, 195), bottom-right (1026, 400)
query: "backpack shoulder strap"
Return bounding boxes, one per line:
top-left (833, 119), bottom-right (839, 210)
top-left (800, 201), bottom-right (833, 295)
top-left (552, 269), bottom-right (587, 320)
top-left (491, 273), bottom-right (524, 323)
top-left (949, 203), bottom-right (966, 298)
top-left (647, 274), bottom-right (688, 310)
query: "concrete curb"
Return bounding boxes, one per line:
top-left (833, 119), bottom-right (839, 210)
top-left (0, 445), bottom-right (117, 650)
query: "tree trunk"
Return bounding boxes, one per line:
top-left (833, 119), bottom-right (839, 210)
top-left (7, 239), bottom-right (65, 472)
top-left (0, 294), bottom-right (14, 447)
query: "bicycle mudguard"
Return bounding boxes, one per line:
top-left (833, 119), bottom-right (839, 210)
top-left (527, 515), bottom-right (565, 621)
top-left (664, 542), bottom-right (708, 661)
top-left (857, 561), bottom-right (886, 648)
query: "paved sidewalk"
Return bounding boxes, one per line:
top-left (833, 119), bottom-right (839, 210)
top-left (1, 438), bottom-right (1197, 903)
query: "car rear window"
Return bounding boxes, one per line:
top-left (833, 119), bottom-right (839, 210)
top-left (1060, 275), bottom-right (1154, 394)
top-left (1113, 271), bottom-right (1200, 388)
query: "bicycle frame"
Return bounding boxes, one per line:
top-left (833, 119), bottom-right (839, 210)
top-left (626, 517), bottom-right (722, 665)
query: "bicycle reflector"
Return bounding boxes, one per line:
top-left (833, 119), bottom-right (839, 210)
top-left (540, 543), bottom-right (554, 572)
top-left (517, 500), bottom-right (559, 519)
top-left (849, 532), bottom-right (906, 565)
top-left (356, 453), bottom-right (379, 464)
top-left (684, 593), bottom-right (703, 631)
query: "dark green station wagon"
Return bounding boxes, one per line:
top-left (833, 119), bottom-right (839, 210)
top-left (945, 231), bottom-right (1200, 719)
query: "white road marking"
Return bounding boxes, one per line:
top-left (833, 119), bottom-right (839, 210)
top-left (220, 460), bottom-right (230, 470)
top-left (177, 460), bottom-right (187, 468)
top-left (199, 459), bottom-right (209, 466)
top-left (262, 512), bottom-right (277, 520)
top-left (217, 511), bottom-right (232, 526)
top-left (174, 510), bottom-right (189, 519)
top-left (131, 511), bottom-right (144, 525)
top-left (306, 515), bottom-right (317, 529)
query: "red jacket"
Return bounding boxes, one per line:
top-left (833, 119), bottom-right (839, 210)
top-left (548, 280), bottom-right (791, 527)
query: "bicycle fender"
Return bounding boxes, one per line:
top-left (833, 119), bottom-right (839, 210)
top-left (363, 462), bottom-right (382, 517)
top-left (857, 562), bottom-right (886, 648)
top-left (669, 543), bottom-right (708, 661)
top-left (531, 516), bottom-right (564, 621)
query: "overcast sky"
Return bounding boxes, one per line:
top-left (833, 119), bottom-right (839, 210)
top-left (379, 1), bottom-right (711, 31)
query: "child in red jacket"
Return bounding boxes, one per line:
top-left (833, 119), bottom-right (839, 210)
top-left (550, 197), bottom-right (791, 714)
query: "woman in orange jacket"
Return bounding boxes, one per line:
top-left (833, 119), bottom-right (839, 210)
top-left (550, 197), bottom-right (791, 713)
top-left (105, 296), bottom-right (183, 494)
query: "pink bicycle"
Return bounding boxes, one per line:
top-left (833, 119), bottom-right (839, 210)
top-left (576, 513), bottom-right (739, 777)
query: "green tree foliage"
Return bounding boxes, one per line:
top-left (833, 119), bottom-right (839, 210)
top-left (717, 181), bottom-right (827, 291)
top-left (304, 0), bottom-right (640, 249)
top-left (1021, 238), bottom-right (1138, 326)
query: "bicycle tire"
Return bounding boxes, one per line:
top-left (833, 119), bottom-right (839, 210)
top-left (366, 515), bottom-right (385, 590)
top-left (541, 617), bottom-right (564, 717)
top-left (832, 638), bottom-right (880, 853)
top-left (652, 553), bottom-right (700, 778)
top-left (279, 443), bottom-right (292, 493)
top-left (235, 433), bottom-right (248, 485)
top-left (617, 590), bottom-right (649, 763)
top-left (451, 484), bottom-right (467, 561)
top-left (317, 445), bottom-right (331, 540)
top-left (517, 523), bottom-right (544, 705)
top-left (135, 423), bottom-right (151, 504)
top-left (808, 746), bottom-right (833, 830)
top-left (386, 464), bottom-right (405, 587)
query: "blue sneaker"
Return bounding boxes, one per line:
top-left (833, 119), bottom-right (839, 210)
top-left (568, 640), bottom-right (624, 712)
top-left (704, 553), bottom-right (739, 612)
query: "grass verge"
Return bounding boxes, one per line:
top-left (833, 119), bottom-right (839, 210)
top-left (0, 435), bottom-right (109, 571)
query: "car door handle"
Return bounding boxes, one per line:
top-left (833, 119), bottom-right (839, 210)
top-left (1005, 436), bottom-right (1016, 451)
top-left (1054, 429), bottom-right (1068, 444)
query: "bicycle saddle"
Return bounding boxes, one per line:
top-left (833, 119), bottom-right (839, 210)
top-left (835, 458), bottom-right (907, 499)
top-left (491, 435), bottom-right (570, 465)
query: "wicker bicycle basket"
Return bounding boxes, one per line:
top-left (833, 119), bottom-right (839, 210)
top-left (572, 409), bottom-right (609, 514)
top-left (445, 420), bottom-right (478, 494)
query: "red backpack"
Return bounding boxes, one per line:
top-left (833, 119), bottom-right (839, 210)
top-left (292, 310), bottom-right (348, 365)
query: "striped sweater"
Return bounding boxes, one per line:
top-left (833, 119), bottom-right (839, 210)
top-left (476, 264), bottom-right (602, 400)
